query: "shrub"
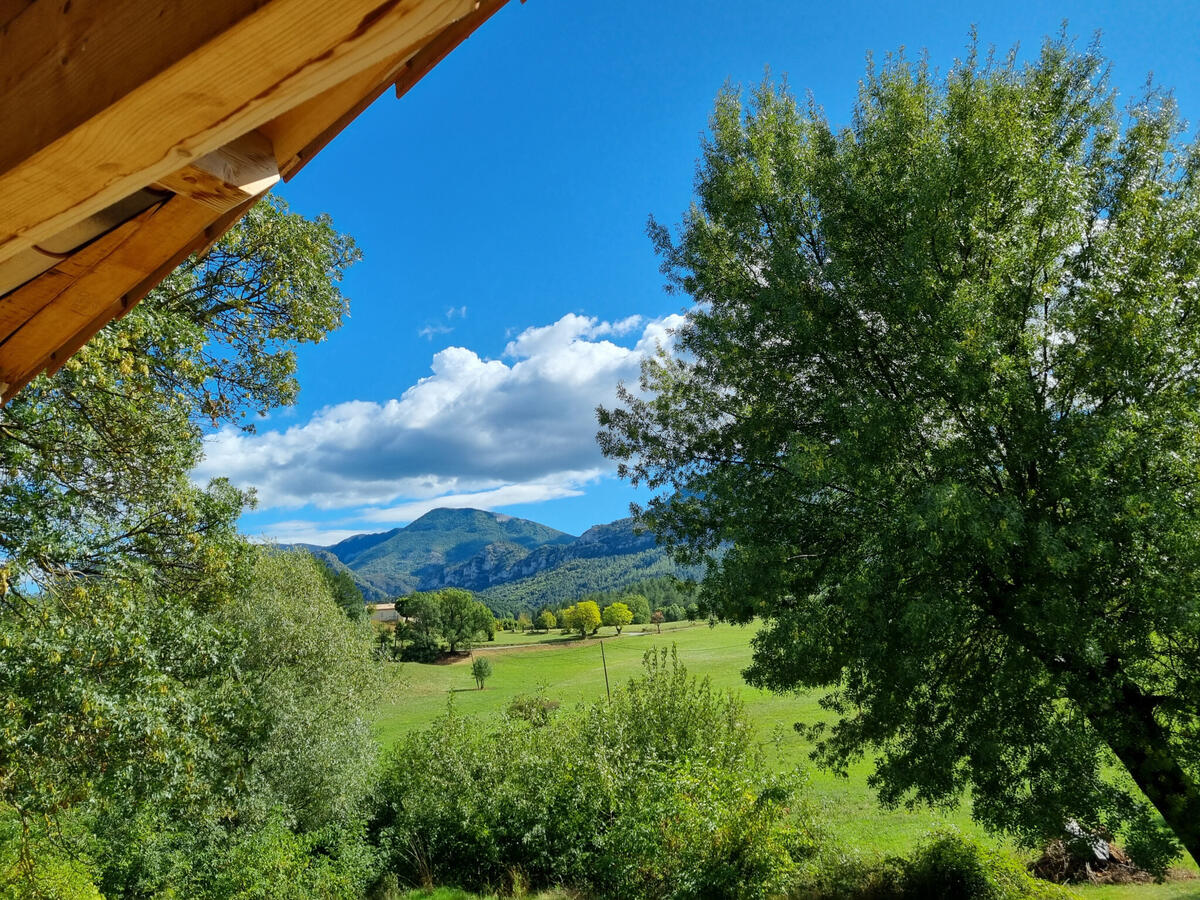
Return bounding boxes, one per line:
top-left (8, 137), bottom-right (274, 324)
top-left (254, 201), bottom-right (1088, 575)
top-left (372, 647), bottom-right (819, 898)
top-left (900, 831), bottom-right (1071, 900)
top-left (401, 632), bottom-right (443, 663)
top-left (798, 831), bottom-right (1072, 900)
top-left (662, 603), bottom-right (686, 622)
top-left (506, 693), bottom-right (560, 727)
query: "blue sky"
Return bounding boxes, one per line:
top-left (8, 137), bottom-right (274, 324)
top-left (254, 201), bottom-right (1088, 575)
top-left (198, 0), bottom-right (1200, 545)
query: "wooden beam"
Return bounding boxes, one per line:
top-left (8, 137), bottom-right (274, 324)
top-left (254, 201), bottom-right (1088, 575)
top-left (265, 49), bottom-right (419, 181)
top-left (394, 0), bottom-right (511, 100)
top-left (0, 208), bottom-right (159, 345)
top-left (155, 131), bottom-right (280, 213)
top-left (270, 0), bottom-right (514, 183)
top-left (0, 121), bottom-right (284, 399)
top-left (0, 0), bottom-right (478, 265)
top-left (0, 196), bottom-right (218, 398)
top-left (38, 195), bottom-right (265, 387)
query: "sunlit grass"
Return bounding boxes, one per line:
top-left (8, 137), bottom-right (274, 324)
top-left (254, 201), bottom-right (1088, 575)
top-left (375, 622), bottom-right (1198, 895)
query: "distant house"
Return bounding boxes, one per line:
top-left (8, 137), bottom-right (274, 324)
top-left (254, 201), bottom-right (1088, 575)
top-left (369, 603), bottom-right (412, 625)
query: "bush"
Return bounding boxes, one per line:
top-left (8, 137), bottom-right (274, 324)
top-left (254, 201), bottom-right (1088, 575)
top-left (662, 603), bottom-right (686, 622)
top-left (797, 831), bottom-right (1072, 900)
top-left (70, 551), bottom-right (383, 898)
top-left (182, 815), bottom-right (376, 900)
top-left (0, 810), bottom-right (103, 899)
top-left (506, 693), bottom-right (560, 727)
top-left (401, 632), bottom-right (443, 663)
top-left (900, 831), bottom-right (1071, 900)
top-left (372, 647), bottom-right (819, 898)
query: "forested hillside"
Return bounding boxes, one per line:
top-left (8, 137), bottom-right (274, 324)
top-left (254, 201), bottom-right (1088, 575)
top-left (307, 508), bottom-right (690, 611)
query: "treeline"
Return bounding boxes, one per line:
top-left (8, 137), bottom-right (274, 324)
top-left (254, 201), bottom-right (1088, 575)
top-left (478, 549), bottom-right (687, 616)
top-left (579, 574), bottom-right (698, 617)
top-left (491, 575), bottom-right (702, 637)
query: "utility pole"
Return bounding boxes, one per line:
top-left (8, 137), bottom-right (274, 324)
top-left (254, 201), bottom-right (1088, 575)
top-left (600, 640), bottom-right (611, 701)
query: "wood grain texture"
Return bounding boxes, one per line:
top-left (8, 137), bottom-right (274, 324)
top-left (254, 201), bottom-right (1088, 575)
top-left (0, 208), bottom-right (158, 345)
top-left (0, 0), bottom-right (476, 264)
top-left (0, 196), bottom-right (215, 391)
top-left (155, 131), bottom-right (280, 213)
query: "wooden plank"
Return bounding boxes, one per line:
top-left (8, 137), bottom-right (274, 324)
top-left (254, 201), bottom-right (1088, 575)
top-left (0, 0), bottom-right (265, 176)
top-left (0, 246), bottom-right (59, 298)
top-left (0, 0), bottom-right (477, 265)
top-left (155, 131), bottom-right (280, 213)
top-left (394, 0), bottom-right (511, 100)
top-left (264, 50), bottom-right (417, 180)
top-left (0, 208), bottom-right (159, 344)
top-left (36, 200), bottom-right (264, 387)
top-left (6, 189), bottom-right (271, 399)
top-left (0, 196), bottom-right (218, 391)
top-left (1, 1), bottom-right (45, 33)
top-left (191, 195), bottom-right (267, 262)
top-left (269, 0), bottom-right (514, 182)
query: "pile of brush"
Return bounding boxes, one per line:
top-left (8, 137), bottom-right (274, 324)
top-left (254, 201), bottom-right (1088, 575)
top-left (1030, 822), bottom-right (1151, 885)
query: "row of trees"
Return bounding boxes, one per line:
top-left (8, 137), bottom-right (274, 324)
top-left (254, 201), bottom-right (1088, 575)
top-left (498, 591), bottom-right (701, 636)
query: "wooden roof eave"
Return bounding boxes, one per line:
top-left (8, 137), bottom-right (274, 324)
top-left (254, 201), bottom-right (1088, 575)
top-left (0, 0), bottom-right (515, 403)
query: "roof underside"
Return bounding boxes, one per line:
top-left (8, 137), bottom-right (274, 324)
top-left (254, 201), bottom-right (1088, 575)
top-left (0, 0), bottom-right (512, 403)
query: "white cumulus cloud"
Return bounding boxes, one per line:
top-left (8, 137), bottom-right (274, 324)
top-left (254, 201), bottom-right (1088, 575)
top-left (195, 312), bottom-right (684, 533)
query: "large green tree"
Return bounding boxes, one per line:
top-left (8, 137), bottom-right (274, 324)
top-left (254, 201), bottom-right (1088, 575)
top-left (0, 196), bottom-right (370, 890)
top-left (599, 38), bottom-right (1200, 869)
top-left (437, 588), bottom-right (493, 653)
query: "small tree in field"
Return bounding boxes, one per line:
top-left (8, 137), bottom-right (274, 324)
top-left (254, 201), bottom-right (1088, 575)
top-left (624, 593), bottom-right (652, 624)
top-left (471, 656), bottom-right (493, 690)
top-left (563, 601), bottom-right (602, 638)
top-left (516, 612), bottom-right (532, 633)
top-left (536, 610), bottom-right (557, 632)
top-left (602, 602), bottom-right (633, 635)
top-left (650, 610), bottom-right (665, 634)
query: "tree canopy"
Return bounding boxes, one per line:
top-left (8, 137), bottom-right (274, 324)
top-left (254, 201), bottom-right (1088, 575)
top-left (602, 601), bottom-right (634, 634)
top-left (438, 588), bottom-right (494, 653)
top-left (0, 196), bottom-right (376, 891)
top-left (563, 600), bottom-right (602, 638)
top-left (599, 36), bottom-right (1200, 869)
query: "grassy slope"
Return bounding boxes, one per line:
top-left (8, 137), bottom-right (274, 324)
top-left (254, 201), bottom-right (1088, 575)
top-left (375, 623), bottom-right (1198, 899)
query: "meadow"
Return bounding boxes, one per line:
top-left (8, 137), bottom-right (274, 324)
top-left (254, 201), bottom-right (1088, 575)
top-left (374, 623), bottom-right (1199, 899)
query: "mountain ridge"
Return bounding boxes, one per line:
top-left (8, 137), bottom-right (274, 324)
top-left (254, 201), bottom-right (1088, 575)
top-left (302, 507), bottom-right (684, 613)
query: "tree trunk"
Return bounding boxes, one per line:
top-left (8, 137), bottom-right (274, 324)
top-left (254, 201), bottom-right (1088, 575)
top-left (1073, 678), bottom-right (1200, 861)
top-left (985, 578), bottom-right (1200, 859)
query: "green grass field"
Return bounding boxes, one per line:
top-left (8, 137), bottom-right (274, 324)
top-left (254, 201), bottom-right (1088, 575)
top-left (374, 623), bottom-right (1199, 899)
